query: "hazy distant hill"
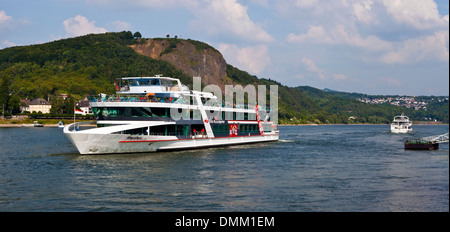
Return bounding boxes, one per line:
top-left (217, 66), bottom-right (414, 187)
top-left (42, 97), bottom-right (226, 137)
top-left (297, 86), bottom-right (448, 123)
top-left (0, 31), bottom-right (447, 123)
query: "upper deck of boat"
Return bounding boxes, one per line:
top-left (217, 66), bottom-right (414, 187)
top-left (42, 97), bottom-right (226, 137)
top-left (95, 75), bottom-right (274, 112)
top-left (392, 115), bottom-right (410, 123)
top-left (115, 75), bottom-right (188, 94)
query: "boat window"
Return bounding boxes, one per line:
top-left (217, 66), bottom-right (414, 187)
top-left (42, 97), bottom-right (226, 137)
top-left (212, 124), bottom-right (229, 137)
top-left (147, 125), bottom-right (189, 137)
top-left (160, 79), bottom-right (178, 88)
top-left (116, 125), bottom-right (188, 137)
top-left (128, 79), bottom-right (151, 86)
top-left (92, 107), bottom-right (172, 119)
top-left (151, 79), bottom-right (160, 85)
top-left (129, 79), bottom-right (139, 86)
top-left (139, 79), bottom-right (150, 86)
top-left (236, 124), bottom-right (259, 136)
top-left (223, 111), bottom-right (234, 120)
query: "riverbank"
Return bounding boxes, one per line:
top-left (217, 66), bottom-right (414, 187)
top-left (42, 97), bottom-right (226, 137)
top-left (0, 119), bottom-right (95, 127)
top-left (0, 124), bottom-right (61, 127)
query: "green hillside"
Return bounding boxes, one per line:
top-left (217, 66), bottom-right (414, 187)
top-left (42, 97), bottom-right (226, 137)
top-left (0, 31), bottom-right (448, 123)
top-left (0, 32), bottom-right (191, 99)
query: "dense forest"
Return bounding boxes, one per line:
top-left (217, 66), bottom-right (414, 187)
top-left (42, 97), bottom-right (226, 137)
top-left (0, 31), bottom-right (448, 123)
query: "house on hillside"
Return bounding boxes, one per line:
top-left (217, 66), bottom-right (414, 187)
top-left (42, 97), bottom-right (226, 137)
top-left (76, 97), bottom-right (92, 115)
top-left (29, 98), bottom-right (52, 114)
top-left (20, 98), bottom-right (31, 113)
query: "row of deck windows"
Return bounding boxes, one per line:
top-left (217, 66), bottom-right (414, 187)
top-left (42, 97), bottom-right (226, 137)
top-left (114, 125), bottom-right (190, 137)
top-left (113, 123), bottom-right (261, 137)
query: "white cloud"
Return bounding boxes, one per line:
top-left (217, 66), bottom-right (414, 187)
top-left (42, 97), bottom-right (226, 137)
top-left (287, 25), bottom-right (392, 51)
top-left (381, 0), bottom-right (448, 29)
top-left (352, 0), bottom-right (376, 24)
top-left (248, 0), bottom-right (270, 7)
top-left (285, 0), bottom-right (450, 68)
top-left (285, 0), bottom-right (393, 51)
top-left (87, 0), bottom-right (192, 8)
top-left (63, 15), bottom-right (108, 37)
top-left (188, 0), bottom-right (273, 43)
top-left (380, 30), bottom-right (449, 64)
top-left (300, 58), bottom-right (353, 82)
top-left (1, 40), bottom-right (17, 48)
top-left (0, 10), bottom-right (13, 29)
top-left (109, 20), bottom-right (131, 31)
top-left (219, 43), bottom-right (271, 75)
top-left (287, 25), bottom-right (330, 44)
top-left (86, 0), bottom-right (273, 43)
top-left (285, 0), bottom-right (449, 55)
top-left (295, 0), bottom-right (319, 9)
top-left (301, 58), bottom-right (326, 80)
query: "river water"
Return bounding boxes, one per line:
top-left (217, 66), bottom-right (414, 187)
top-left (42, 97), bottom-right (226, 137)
top-left (0, 125), bottom-right (448, 212)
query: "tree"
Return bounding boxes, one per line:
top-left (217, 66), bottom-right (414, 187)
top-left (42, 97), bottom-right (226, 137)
top-left (124, 31), bottom-right (133, 39)
top-left (0, 76), bottom-right (11, 115)
top-left (133, 31), bottom-right (142, 39)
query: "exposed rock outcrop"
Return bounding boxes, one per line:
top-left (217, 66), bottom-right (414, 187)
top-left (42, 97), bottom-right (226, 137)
top-left (130, 38), bottom-right (232, 89)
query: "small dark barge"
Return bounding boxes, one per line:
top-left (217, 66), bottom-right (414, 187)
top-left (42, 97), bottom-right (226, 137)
top-left (404, 133), bottom-right (448, 150)
top-left (404, 139), bottom-right (439, 150)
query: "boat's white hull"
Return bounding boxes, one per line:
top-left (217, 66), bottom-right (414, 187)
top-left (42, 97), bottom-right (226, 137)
top-left (64, 129), bottom-right (279, 155)
top-left (390, 125), bottom-right (412, 133)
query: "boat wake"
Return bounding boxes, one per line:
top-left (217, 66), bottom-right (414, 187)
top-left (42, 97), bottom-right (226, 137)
top-left (279, 139), bottom-right (294, 143)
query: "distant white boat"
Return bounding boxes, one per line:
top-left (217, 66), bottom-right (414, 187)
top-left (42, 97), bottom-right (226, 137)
top-left (58, 121), bottom-right (64, 128)
top-left (390, 114), bottom-right (412, 133)
top-left (22, 121), bottom-right (44, 127)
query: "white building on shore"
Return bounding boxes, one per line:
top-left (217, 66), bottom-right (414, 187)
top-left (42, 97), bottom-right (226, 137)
top-left (28, 98), bottom-right (52, 114)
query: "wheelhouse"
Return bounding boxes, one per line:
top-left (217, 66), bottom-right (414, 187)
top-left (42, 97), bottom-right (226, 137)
top-left (114, 75), bottom-right (187, 95)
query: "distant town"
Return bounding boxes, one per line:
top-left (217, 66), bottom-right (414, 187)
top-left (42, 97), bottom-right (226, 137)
top-left (357, 96), bottom-right (449, 111)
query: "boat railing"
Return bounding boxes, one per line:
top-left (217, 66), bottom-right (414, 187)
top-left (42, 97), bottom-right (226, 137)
top-left (420, 133), bottom-right (449, 144)
top-left (203, 99), bottom-right (273, 111)
top-left (88, 95), bottom-right (184, 104)
top-left (64, 121), bottom-right (96, 132)
top-left (406, 133), bottom-right (449, 144)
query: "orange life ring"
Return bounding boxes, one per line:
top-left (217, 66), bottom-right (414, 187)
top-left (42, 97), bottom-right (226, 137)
top-left (115, 85), bottom-right (119, 91)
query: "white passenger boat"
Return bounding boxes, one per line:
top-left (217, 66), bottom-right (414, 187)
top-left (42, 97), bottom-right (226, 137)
top-left (64, 75), bottom-right (279, 154)
top-left (390, 114), bottom-right (412, 133)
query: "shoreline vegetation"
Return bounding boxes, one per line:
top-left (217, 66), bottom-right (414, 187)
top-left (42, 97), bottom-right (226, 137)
top-left (0, 118), bottom-right (95, 127)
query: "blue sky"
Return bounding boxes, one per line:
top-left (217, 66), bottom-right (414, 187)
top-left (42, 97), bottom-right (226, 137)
top-left (1, 0), bottom-right (449, 96)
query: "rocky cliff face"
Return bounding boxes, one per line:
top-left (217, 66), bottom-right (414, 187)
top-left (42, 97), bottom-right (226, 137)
top-left (130, 38), bottom-right (232, 89)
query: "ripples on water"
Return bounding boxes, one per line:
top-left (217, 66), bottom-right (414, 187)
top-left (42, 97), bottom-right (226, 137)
top-left (0, 125), bottom-right (448, 211)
